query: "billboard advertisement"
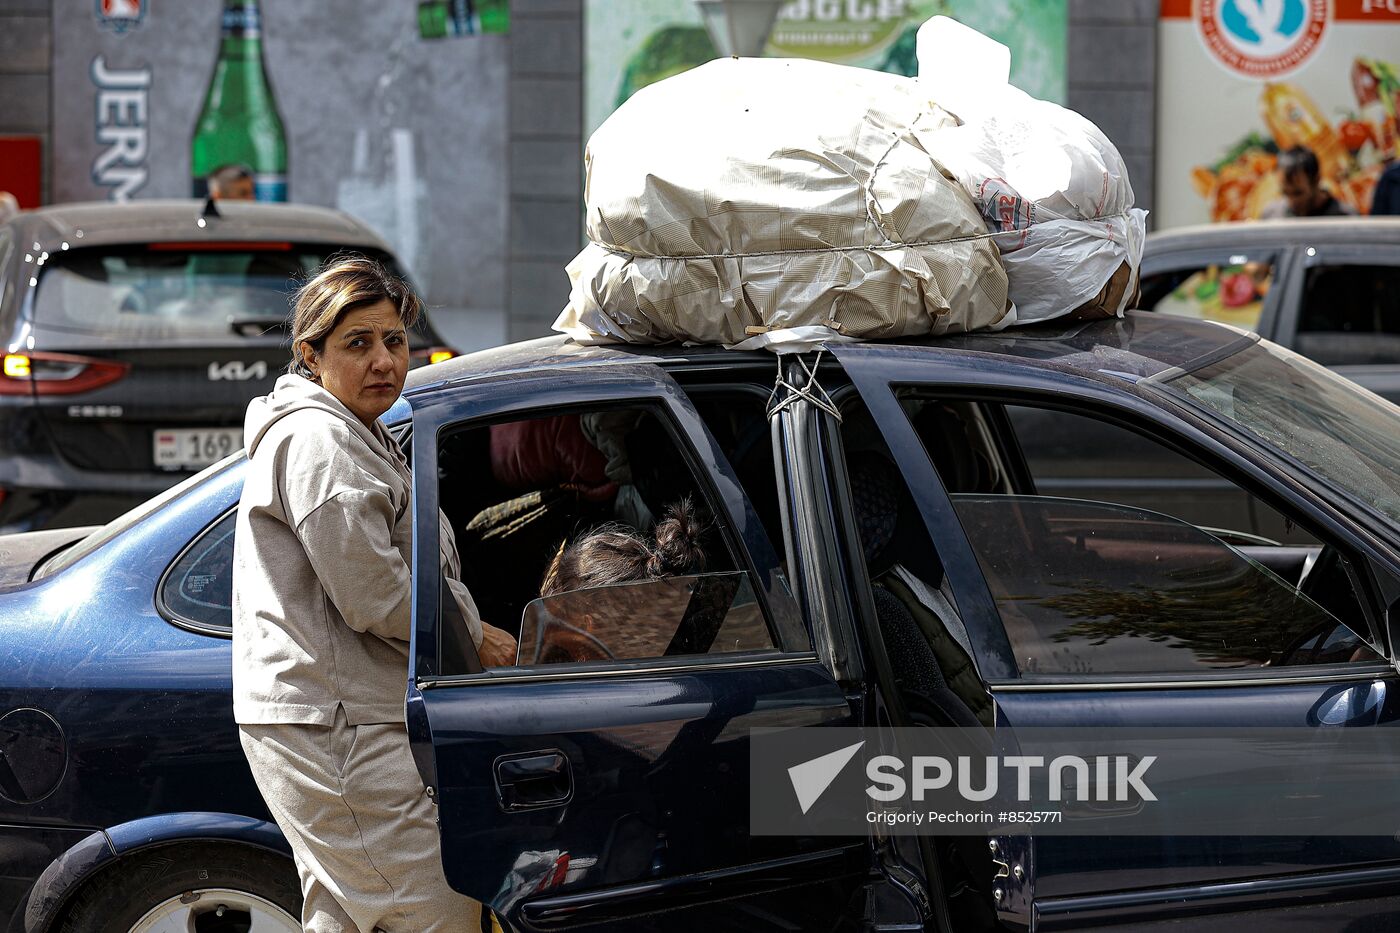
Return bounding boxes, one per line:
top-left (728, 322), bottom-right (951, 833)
top-left (50, 0), bottom-right (510, 330)
top-left (584, 0), bottom-right (1068, 142)
top-left (1157, 0), bottom-right (1400, 228)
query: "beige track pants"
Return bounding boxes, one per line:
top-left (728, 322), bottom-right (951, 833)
top-left (239, 708), bottom-right (482, 933)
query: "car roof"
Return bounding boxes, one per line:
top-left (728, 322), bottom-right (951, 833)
top-left (406, 311), bottom-right (1246, 394)
top-left (404, 335), bottom-right (782, 394)
top-left (4, 200), bottom-right (391, 254)
top-left (1147, 217), bottom-right (1400, 252)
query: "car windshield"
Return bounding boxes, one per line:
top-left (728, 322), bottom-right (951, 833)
top-left (32, 243), bottom-right (429, 343)
top-left (1149, 336), bottom-right (1400, 525)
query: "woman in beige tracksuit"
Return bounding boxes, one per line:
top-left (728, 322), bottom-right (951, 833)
top-left (232, 258), bottom-right (516, 933)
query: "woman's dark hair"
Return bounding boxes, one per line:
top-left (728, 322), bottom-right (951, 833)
top-left (540, 500), bottom-right (708, 597)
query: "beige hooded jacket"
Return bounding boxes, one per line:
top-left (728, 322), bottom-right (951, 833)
top-left (232, 374), bottom-right (482, 726)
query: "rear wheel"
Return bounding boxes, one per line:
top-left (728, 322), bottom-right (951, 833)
top-left (57, 842), bottom-right (301, 933)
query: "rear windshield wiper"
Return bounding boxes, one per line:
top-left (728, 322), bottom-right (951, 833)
top-left (229, 317), bottom-right (289, 337)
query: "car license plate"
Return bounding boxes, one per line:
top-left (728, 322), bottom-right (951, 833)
top-left (153, 428), bottom-right (242, 469)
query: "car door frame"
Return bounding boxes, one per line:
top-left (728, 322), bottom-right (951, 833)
top-left (1139, 245), bottom-right (1294, 341)
top-left (772, 358), bottom-right (968, 931)
top-left (402, 362), bottom-right (876, 930)
top-left (832, 343), bottom-right (1400, 929)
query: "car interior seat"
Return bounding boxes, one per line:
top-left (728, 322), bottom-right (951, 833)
top-left (906, 401), bottom-right (1002, 495)
top-left (846, 449), bottom-right (985, 726)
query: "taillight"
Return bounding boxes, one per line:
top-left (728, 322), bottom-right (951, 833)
top-left (410, 346), bottom-right (457, 369)
top-left (0, 352), bottom-right (129, 395)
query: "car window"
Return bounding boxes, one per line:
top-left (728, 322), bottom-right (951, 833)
top-left (1139, 256), bottom-right (1274, 331)
top-left (681, 386), bottom-right (784, 557)
top-left (518, 573), bottom-right (770, 665)
top-left (900, 397), bottom-right (1379, 677)
top-left (160, 511), bottom-right (236, 632)
top-left (1005, 404), bottom-right (1313, 546)
top-left (435, 403), bottom-right (787, 676)
top-left (1154, 338), bottom-right (1400, 527)
top-left (955, 495), bottom-right (1372, 675)
top-left (32, 244), bottom-right (432, 343)
top-left (1296, 264), bottom-right (1400, 366)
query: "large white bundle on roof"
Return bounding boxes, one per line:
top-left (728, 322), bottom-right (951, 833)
top-left (555, 56), bottom-right (1011, 348)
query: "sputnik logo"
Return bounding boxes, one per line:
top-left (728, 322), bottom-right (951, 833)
top-left (788, 741), bottom-right (865, 814)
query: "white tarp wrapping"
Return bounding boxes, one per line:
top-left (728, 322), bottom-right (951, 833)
top-left (913, 82), bottom-right (1147, 325)
top-left (555, 57), bottom-right (1011, 348)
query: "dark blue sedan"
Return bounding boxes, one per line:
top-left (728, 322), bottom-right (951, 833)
top-left (5, 312), bottom-right (1400, 932)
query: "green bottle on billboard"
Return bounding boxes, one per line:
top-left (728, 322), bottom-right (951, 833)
top-left (475, 0), bottom-right (509, 34)
top-left (190, 0), bottom-right (288, 201)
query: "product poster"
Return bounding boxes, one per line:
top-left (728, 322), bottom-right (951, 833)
top-left (1157, 0), bottom-right (1400, 228)
top-left (50, 0), bottom-right (509, 322)
top-left (584, 0), bottom-right (1067, 142)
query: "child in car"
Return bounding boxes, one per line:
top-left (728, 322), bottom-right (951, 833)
top-left (523, 501), bottom-right (710, 664)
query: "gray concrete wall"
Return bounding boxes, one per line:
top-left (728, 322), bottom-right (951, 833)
top-left (1066, 0), bottom-right (1158, 224)
top-left (0, 0), bottom-right (51, 204)
top-left (507, 0), bottom-right (583, 342)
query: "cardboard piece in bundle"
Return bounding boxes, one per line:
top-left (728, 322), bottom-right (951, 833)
top-left (554, 57), bottom-right (1011, 350)
top-left (915, 16), bottom-right (1148, 325)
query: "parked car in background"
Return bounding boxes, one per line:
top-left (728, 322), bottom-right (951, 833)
top-left (6, 313), bottom-right (1400, 932)
top-left (0, 200), bottom-right (454, 532)
top-left (1139, 217), bottom-right (1400, 403)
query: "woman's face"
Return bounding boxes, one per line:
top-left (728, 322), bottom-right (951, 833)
top-left (301, 299), bottom-right (409, 428)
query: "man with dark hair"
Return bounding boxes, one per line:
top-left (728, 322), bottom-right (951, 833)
top-left (208, 163), bottom-right (255, 201)
top-left (1261, 146), bottom-right (1353, 218)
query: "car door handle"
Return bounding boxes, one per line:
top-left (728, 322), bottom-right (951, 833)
top-left (494, 751), bottom-right (572, 811)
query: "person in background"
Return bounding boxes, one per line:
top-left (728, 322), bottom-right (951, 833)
top-left (209, 163), bottom-right (256, 201)
top-left (1371, 160), bottom-right (1400, 216)
top-left (1261, 147), bottom-right (1354, 218)
top-left (0, 192), bottom-right (19, 224)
